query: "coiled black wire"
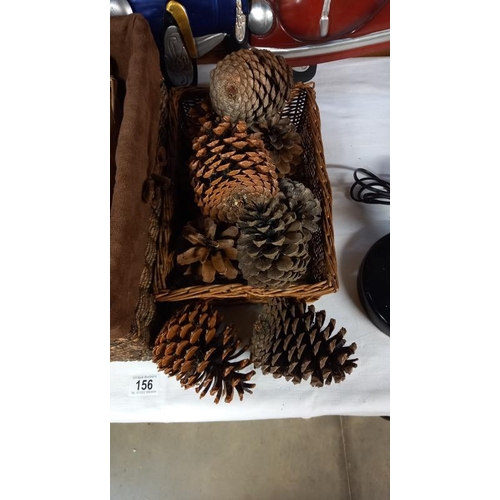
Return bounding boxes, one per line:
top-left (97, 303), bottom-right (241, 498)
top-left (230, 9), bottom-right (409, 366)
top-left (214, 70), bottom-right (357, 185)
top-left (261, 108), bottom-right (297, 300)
top-left (350, 168), bottom-right (390, 205)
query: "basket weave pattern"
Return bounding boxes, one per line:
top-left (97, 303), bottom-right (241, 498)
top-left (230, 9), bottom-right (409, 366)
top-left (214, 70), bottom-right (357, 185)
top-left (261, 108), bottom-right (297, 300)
top-left (153, 83), bottom-right (338, 302)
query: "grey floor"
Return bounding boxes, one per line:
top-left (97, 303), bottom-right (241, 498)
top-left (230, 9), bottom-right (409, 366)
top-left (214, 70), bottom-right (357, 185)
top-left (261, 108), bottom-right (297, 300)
top-left (111, 416), bottom-right (389, 500)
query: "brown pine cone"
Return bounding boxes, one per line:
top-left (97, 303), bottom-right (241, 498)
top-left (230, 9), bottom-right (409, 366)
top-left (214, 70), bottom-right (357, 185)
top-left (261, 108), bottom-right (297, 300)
top-left (210, 48), bottom-right (294, 125)
top-left (279, 179), bottom-right (322, 242)
top-left (251, 298), bottom-right (358, 387)
top-left (189, 116), bottom-right (279, 223)
top-left (250, 116), bottom-right (303, 177)
top-left (176, 217), bottom-right (239, 283)
top-left (185, 97), bottom-right (217, 139)
top-left (153, 301), bottom-right (256, 403)
top-left (236, 194), bottom-right (310, 288)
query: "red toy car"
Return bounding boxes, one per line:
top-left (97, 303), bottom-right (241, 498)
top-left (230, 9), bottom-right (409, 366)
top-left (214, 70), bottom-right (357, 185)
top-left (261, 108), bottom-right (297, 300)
top-left (248, 0), bottom-right (389, 81)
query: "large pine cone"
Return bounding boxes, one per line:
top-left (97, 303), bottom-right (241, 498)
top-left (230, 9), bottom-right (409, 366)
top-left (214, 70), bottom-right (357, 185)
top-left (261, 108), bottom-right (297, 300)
top-left (210, 48), bottom-right (294, 125)
top-left (250, 116), bottom-right (303, 177)
top-left (189, 116), bottom-right (279, 223)
top-left (251, 298), bottom-right (358, 387)
top-left (153, 301), bottom-right (256, 403)
top-left (176, 217), bottom-right (239, 283)
top-left (279, 179), bottom-right (322, 242)
top-left (236, 195), bottom-right (310, 288)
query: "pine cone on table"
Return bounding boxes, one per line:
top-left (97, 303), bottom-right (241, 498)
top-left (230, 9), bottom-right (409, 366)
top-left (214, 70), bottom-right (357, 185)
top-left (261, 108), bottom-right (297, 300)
top-left (236, 195), bottom-right (310, 288)
top-left (189, 116), bottom-right (279, 223)
top-left (176, 217), bottom-right (239, 283)
top-left (250, 116), bottom-right (303, 177)
top-left (210, 48), bottom-right (294, 125)
top-left (279, 179), bottom-right (322, 242)
top-left (251, 298), bottom-right (358, 387)
top-left (153, 301), bottom-right (256, 403)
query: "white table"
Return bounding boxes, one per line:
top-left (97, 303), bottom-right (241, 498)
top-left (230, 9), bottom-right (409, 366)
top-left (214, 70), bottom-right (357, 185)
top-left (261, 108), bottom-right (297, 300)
top-left (110, 57), bottom-right (390, 422)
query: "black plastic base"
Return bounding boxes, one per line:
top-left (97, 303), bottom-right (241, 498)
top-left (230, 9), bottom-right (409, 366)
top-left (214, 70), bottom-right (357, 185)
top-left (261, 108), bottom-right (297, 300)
top-left (357, 233), bottom-right (390, 336)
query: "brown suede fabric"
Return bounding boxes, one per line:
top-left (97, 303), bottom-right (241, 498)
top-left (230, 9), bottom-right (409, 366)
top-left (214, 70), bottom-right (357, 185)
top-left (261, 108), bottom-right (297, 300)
top-left (110, 76), bottom-right (122, 206)
top-left (110, 15), bottom-right (161, 340)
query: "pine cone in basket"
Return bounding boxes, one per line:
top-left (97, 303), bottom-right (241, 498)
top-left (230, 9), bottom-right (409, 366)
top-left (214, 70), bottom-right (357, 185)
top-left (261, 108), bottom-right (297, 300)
top-left (153, 301), bottom-right (256, 403)
top-left (189, 116), bottom-right (279, 223)
top-left (251, 298), bottom-right (358, 387)
top-left (185, 97), bottom-right (217, 139)
top-left (250, 116), bottom-right (303, 177)
top-left (236, 194), bottom-right (310, 288)
top-left (176, 216), bottom-right (239, 283)
top-left (279, 178), bottom-right (322, 242)
top-left (210, 48), bottom-right (294, 125)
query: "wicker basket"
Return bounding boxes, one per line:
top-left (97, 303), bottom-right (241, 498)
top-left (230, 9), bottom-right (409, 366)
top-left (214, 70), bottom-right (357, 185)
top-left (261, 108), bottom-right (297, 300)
top-left (153, 83), bottom-right (338, 303)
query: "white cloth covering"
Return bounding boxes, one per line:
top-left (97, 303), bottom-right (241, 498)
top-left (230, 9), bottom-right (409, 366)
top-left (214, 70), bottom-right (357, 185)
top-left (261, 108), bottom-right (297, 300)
top-left (110, 57), bottom-right (390, 422)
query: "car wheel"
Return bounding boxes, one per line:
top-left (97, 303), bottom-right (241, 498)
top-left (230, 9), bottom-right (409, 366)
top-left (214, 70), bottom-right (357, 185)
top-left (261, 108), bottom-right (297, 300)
top-left (162, 14), bottom-right (197, 87)
top-left (292, 65), bottom-right (317, 83)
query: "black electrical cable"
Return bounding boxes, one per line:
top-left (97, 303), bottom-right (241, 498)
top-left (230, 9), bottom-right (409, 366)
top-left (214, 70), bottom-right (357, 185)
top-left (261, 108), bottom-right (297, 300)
top-left (349, 168), bottom-right (390, 335)
top-left (350, 168), bottom-right (390, 205)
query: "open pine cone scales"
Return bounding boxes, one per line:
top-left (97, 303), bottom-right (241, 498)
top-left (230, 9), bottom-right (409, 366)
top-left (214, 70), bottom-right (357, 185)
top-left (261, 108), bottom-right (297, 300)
top-left (236, 195), bottom-right (311, 288)
top-left (236, 180), bottom-right (321, 287)
top-left (250, 116), bottom-right (303, 177)
top-left (176, 217), bottom-right (239, 283)
top-left (251, 298), bottom-right (358, 387)
top-left (185, 97), bottom-right (217, 139)
top-left (153, 301), bottom-right (256, 403)
top-left (279, 179), bottom-right (322, 242)
top-left (210, 48), bottom-right (294, 125)
top-left (189, 116), bottom-right (279, 223)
